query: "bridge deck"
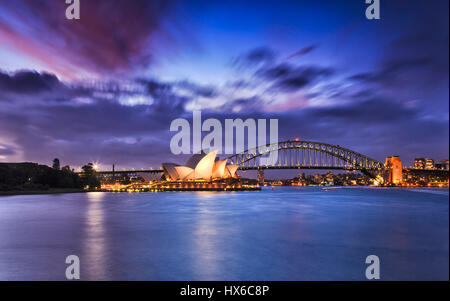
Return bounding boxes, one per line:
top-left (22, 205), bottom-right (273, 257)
top-left (91, 169), bottom-right (163, 175)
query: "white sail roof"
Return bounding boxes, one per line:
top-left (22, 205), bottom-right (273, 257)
top-left (185, 153), bottom-right (205, 169)
top-left (163, 150), bottom-right (238, 181)
top-left (212, 159), bottom-right (228, 178)
top-left (194, 150), bottom-right (218, 179)
top-left (174, 166), bottom-right (194, 180)
top-left (162, 163), bottom-right (180, 181)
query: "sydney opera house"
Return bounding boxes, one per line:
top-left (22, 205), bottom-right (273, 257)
top-left (158, 150), bottom-right (259, 191)
top-left (162, 150), bottom-right (238, 181)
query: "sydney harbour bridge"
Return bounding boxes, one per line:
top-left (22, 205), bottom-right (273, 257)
top-left (95, 140), bottom-right (388, 182)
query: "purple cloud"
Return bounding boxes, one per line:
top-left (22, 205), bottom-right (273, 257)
top-left (0, 0), bottom-right (176, 78)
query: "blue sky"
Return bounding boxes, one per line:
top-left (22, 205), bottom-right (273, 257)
top-left (0, 0), bottom-right (448, 171)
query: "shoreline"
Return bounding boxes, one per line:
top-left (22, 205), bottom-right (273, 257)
top-left (1, 185), bottom-right (448, 197)
top-left (0, 188), bottom-right (95, 197)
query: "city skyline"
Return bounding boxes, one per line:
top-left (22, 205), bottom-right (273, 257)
top-left (0, 0), bottom-right (448, 170)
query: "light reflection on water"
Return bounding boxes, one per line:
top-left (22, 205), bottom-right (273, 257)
top-left (83, 192), bottom-right (108, 280)
top-left (192, 198), bottom-right (221, 279)
top-left (0, 187), bottom-right (448, 280)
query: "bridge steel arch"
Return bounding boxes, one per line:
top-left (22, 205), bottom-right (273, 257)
top-left (226, 140), bottom-right (384, 171)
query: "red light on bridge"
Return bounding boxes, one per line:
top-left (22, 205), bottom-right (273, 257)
top-left (295, 137), bottom-right (299, 142)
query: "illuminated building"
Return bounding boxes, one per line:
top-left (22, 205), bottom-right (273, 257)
top-left (325, 172), bottom-right (334, 186)
top-left (413, 158), bottom-right (426, 169)
top-left (425, 158), bottom-right (435, 170)
top-left (385, 156), bottom-right (403, 185)
top-left (162, 150), bottom-right (239, 181)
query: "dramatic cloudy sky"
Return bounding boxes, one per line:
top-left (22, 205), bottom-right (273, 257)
top-left (0, 0), bottom-right (448, 171)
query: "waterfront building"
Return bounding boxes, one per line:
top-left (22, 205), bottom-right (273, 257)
top-left (325, 172), bottom-right (334, 186)
top-left (425, 158), bottom-right (435, 170)
top-left (162, 150), bottom-right (239, 181)
top-left (313, 174), bottom-right (323, 184)
top-left (385, 156), bottom-right (403, 184)
top-left (413, 158), bottom-right (426, 169)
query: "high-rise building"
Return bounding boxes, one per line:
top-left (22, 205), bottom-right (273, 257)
top-left (385, 156), bottom-right (402, 184)
top-left (413, 158), bottom-right (426, 169)
top-left (425, 158), bottom-right (435, 170)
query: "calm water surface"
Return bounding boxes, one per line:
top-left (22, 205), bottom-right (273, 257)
top-left (0, 187), bottom-right (448, 280)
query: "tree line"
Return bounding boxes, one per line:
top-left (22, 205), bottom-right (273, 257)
top-left (0, 158), bottom-right (100, 191)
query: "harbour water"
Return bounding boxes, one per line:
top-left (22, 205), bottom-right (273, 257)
top-left (0, 187), bottom-right (448, 280)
